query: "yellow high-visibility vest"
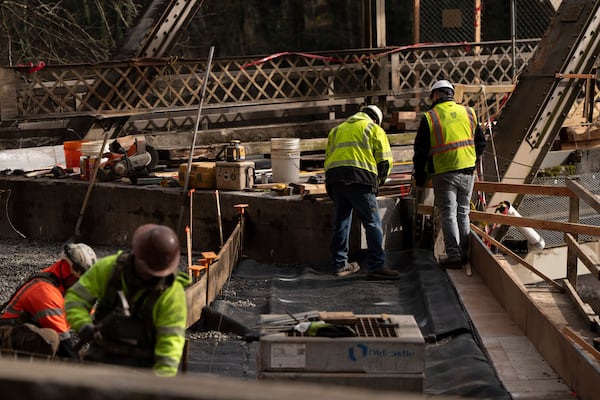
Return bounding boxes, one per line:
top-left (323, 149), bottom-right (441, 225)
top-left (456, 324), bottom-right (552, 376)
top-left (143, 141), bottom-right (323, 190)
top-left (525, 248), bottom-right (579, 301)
top-left (425, 101), bottom-right (477, 175)
top-left (324, 112), bottom-right (393, 176)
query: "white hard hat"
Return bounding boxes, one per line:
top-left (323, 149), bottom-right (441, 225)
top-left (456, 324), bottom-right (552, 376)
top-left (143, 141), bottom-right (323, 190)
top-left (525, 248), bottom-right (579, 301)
top-left (431, 80), bottom-right (454, 92)
top-left (62, 243), bottom-right (97, 274)
top-left (361, 105), bottom-right (383, 125)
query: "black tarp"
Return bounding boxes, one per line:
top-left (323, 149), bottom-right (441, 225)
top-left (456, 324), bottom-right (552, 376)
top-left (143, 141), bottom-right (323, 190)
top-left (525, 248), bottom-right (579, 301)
top-left (186, 248), bottom-right (510, 399)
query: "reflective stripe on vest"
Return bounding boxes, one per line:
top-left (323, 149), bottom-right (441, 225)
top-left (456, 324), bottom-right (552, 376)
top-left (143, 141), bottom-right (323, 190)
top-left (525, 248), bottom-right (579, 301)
top-left (427, 105), bottom-right (476, 155)
top-left (325, 122), bottom-right (379, 174)
top-left (425, 102), bottom-right (477, 174)
top-left (2, 273), bottom-right (60, 324)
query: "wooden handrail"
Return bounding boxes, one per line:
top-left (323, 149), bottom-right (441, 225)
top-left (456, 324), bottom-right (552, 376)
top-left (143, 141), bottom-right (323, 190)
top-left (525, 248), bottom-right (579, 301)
top-left (470, 223), bottom-right (564, 291)
top-left (417, 204), bottom-right (600, 237)
top-left (474, 181), bottom-right (575, 197)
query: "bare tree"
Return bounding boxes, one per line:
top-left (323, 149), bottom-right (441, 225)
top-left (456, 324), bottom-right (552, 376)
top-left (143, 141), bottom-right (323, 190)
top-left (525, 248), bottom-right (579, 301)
top-left (0, 0), bottom-right (143, 66)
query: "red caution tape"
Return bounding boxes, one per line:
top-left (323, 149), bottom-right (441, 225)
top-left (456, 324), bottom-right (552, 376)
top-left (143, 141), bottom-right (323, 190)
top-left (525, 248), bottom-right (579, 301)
top-left (241, 52), bottom-right (343, 69)
top-left (14, 61), bottom-right (46, 74)
top-left (241, 42), bottom-right (472, 70)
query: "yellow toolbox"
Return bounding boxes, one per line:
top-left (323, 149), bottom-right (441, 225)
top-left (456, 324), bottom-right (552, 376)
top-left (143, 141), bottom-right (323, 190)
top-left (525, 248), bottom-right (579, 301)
top-left (178, 162), bottom-right (217, 189)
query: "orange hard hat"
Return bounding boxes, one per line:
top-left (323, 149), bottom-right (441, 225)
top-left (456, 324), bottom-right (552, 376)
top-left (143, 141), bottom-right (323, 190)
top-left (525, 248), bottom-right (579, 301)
top-left (132, 224), bottom-right (180, 277)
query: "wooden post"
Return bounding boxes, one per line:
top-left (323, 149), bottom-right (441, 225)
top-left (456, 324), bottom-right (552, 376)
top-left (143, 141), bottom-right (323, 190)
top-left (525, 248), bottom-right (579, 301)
top-left (375, 0), bottom-right (386, 47)
top-left (414, 0), bottom-right (420, 44)
top-left (474, 0), bottom-right (481, 64)
top-left (362, 0), bottom-right (372, 48)
top-left (566, 184), bottom-right (580, 286)
top-left (414, 0), bottom-right (421, 113)
top-left (474, 0), bottom-right (481, 43)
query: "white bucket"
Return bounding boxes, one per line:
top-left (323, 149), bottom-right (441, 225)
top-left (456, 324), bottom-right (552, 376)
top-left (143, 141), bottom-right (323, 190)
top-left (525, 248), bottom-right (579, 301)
top-left (80, 140), bottom-right (105, 157)
top-left (79, 140), bottom-right (106, 180)
top-left (271, 138), bottom-right (300, 183)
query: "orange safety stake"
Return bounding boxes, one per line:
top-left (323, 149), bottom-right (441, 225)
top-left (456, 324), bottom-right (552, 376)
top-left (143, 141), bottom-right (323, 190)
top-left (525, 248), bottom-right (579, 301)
top-left (198, 251), bottom-right (218, 303)
top-left (233, 203), bottom-right (249, 215)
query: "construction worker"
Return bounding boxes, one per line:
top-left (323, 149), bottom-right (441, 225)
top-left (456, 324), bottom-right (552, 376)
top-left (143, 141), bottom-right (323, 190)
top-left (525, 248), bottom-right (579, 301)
top-left (65, 223), bottom-right (190, 377)
top-left (0, 243), bottom-right (97, 358)
top-left (413, 80), bottom-right (487, 268)
top-left (324, 105), bottom-right (399, 280)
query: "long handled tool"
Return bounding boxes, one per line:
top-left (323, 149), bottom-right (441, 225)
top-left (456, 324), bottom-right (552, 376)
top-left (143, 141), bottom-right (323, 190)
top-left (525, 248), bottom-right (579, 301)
top-left (176, 46), bottom-right (215, 236)
top-left (74, 129), bottom-right (111, 240)
top-left (215, 190), bottom-right (223, 248)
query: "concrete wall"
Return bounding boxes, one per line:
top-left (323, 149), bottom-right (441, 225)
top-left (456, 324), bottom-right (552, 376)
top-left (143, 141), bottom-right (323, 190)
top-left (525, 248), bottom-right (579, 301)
top-left (0, 177), bottom-right (405, 265)
top-left (0, 357), bottom-right (450, 400)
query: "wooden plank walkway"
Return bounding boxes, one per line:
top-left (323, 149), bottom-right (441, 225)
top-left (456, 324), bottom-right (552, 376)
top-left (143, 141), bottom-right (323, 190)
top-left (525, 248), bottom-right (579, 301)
top-left (447, 266), bottom-right (575, 399)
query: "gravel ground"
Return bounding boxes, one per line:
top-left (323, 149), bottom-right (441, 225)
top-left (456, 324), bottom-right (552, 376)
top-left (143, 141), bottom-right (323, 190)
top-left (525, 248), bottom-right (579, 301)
top-left (0, 238), bottom-right (121, 304)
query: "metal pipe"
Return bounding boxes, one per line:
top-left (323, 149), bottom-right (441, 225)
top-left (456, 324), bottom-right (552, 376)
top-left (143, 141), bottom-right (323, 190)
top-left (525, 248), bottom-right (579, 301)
top-left (216, 190), bottom-right (224, 248)
top-left (176, 46), bottom-right (215, 236)
top-left (510, 0), bottom-right (517, 82)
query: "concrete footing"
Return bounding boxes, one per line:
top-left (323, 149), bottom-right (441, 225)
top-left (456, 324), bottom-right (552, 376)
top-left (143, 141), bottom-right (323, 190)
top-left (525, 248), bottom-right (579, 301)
top-left (0, 176), bottom-right (406, 264)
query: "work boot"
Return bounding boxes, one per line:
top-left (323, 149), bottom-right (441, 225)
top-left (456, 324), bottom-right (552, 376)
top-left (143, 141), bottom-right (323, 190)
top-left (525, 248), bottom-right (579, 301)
top-left (335, 262), bottom-right (360, 277)
top-left (366, 268), bottom-right (400, 281)
top-left (439, 257), bottom-right (463, 270)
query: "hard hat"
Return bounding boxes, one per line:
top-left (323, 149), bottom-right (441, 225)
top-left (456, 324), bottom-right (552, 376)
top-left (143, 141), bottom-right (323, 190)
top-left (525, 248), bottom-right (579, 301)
top-left (132, 224), bottom-right (180, 277)
top-left (62, 243), bottom-right (97, 275)
top-left (430, 79), bottom-right (454, 93)
top-left (361, 105), bottom-right (383, 125)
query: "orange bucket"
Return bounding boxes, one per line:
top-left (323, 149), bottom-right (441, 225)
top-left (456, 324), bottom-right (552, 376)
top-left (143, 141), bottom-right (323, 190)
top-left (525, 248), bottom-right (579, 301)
top-left (63, 140), bottom-right (84, 169)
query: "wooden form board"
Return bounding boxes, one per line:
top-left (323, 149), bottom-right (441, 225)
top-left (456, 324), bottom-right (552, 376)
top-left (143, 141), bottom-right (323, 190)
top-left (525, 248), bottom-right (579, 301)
top-left (470, 236), bottom-right (600, 400)
top-left (185, 222), bottom-right (242, 328)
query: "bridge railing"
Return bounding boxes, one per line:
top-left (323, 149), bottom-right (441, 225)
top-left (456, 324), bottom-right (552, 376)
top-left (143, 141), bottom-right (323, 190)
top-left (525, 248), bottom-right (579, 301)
top-left (1, 38), bottom-right (595, 135)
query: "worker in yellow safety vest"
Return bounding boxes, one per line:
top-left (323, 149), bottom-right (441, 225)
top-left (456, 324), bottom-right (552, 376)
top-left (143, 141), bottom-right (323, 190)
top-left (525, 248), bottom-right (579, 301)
top-left (324, 105), bottom-right (399, 280)
top-left (65, 224), bottom-right (190, 376)
top-left (413, 80), bottom-right (487, 269)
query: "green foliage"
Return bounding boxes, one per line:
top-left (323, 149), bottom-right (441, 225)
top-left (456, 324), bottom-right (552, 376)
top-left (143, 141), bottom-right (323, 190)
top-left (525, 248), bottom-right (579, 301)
top-left (537, 164), bottom-right (577, 178)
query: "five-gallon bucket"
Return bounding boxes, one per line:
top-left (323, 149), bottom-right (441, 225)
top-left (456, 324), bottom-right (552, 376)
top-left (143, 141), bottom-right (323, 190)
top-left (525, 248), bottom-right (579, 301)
top-left (271, 138), bottom-right (300, 183)
top-left (63, 140), bottom-right (85, 169)
top-left (79, 140), bottom-right (105, 180)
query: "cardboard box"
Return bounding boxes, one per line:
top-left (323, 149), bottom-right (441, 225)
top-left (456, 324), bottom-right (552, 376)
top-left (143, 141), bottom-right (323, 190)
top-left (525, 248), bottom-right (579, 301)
top-left (258, 314), bottom-right (424, 373)
top-left (216, 161), bottom-right (255, 190)
top-left (257, 313), bottom-right (425, 391)
top-left (178, 162), bottom-right (216, 189)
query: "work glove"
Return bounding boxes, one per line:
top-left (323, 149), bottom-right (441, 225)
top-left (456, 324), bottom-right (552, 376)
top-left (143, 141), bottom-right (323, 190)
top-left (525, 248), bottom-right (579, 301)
top-left (78, 323), bottom-right (100, 344)
top-left (294, 321), bottom-right (357, 338)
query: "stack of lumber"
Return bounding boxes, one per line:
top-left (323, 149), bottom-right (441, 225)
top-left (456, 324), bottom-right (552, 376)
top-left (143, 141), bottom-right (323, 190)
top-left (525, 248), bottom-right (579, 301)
top-left (560, 119), bottom-right (600, 149)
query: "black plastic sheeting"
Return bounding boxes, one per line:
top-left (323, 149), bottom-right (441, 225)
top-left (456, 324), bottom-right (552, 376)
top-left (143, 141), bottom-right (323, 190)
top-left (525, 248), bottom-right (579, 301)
top-left (187, 248), bottom-right (510, 399)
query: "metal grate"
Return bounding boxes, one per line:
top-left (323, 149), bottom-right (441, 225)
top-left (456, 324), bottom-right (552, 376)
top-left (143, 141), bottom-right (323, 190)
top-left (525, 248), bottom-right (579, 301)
top-left (286, 316), bottom-right (398, 338)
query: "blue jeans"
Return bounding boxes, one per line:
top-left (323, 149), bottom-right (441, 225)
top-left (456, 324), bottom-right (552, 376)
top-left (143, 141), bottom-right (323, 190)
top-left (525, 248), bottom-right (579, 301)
top-left (329, 183), bottom-right (385, 272)
top-left (432, 171), bottom-right (475, 261)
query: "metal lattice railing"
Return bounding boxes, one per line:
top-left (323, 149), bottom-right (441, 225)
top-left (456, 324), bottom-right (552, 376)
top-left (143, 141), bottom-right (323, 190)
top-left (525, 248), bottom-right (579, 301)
top-left (8, 51), bottom-right (388, 120)
top-left (390, 40), bottom-right (539, 116)
top-left (1, 39), bottom-right (597, 135)
top-left (4, 41), bottom-right (533, 118)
